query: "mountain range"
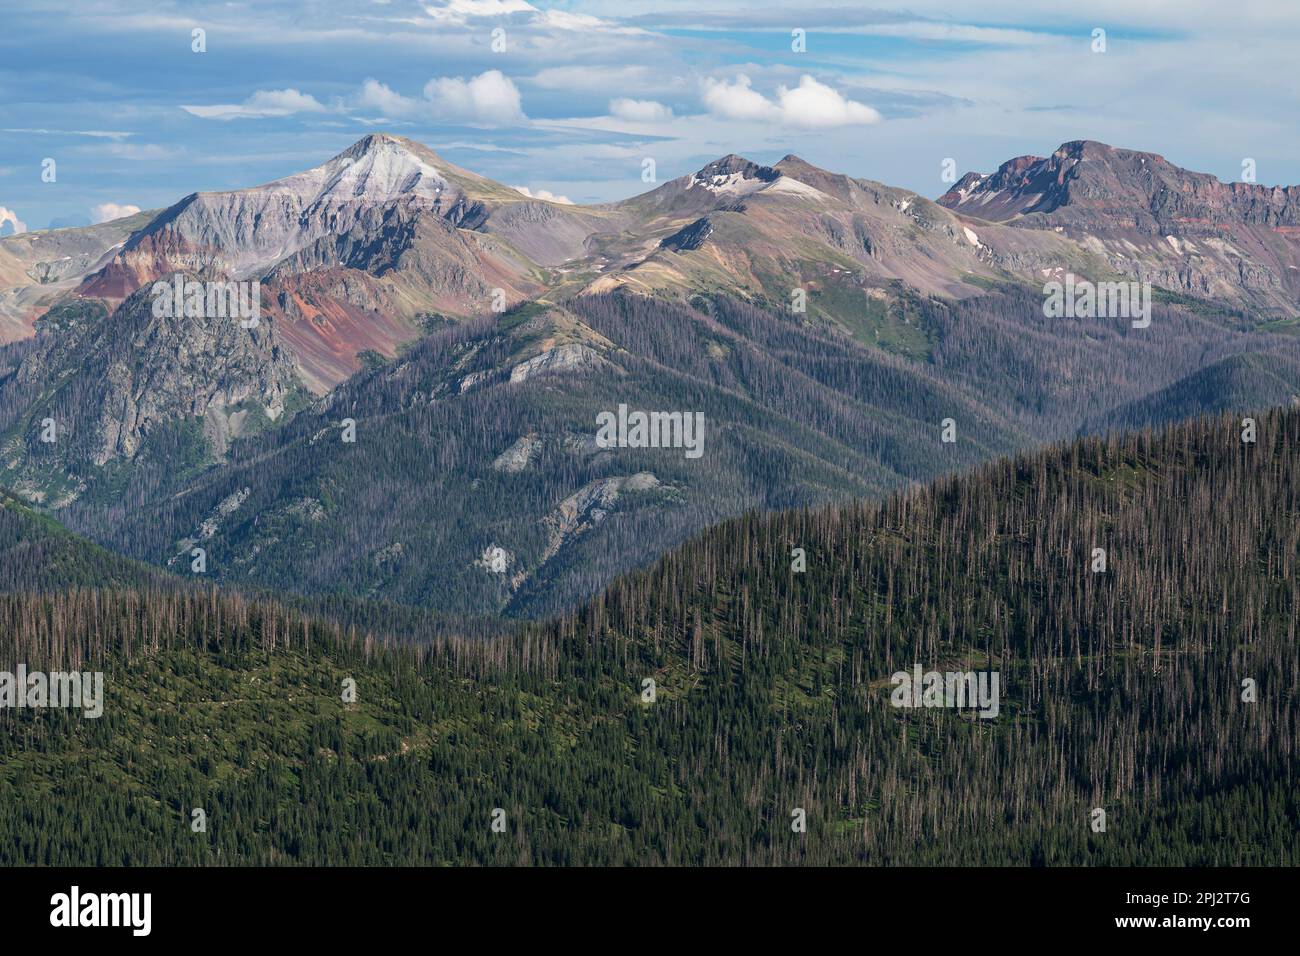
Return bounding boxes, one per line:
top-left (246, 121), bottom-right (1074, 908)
top-left (0, 134), bottom-right (1296, 616)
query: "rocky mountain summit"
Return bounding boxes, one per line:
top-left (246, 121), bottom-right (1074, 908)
top-left (0, 134), bottom-right (1295, 615)
top-left (939, 140), bottom-right (1300, 313)
top-left (941, 140), bottom-right (1300, 230)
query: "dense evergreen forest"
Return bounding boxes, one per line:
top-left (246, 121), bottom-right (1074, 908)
top-left (0, 407), bottom-right (1296, 865)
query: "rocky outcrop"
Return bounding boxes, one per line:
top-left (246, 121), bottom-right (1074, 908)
top-left (540, 472), bottom-right (660, 563)
top-left (492, 433), bottom-right (541, 472)
top-left (659, 217), bottom-right (714, 252)
top-left (7, 272), bottom-right (300, 472)
top-left (509, 343), bottom-right (606, 383)
top-left (938, 140), bottom-right (1300, 314)
top-left (939, 140), bottom-right (1300, 232)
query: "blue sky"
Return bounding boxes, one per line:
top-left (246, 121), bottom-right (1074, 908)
top-left (2, 0), bottom-right (1298, 231)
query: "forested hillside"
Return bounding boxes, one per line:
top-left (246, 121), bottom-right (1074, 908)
top-left (1, 406), bottom-right (1296, 865)
top-left (52, 286), bottom-right (1300, 619)
top-left (0, 490), bottom-right (174, 592)
top-left (3, 134), bottom-right (1298, 622)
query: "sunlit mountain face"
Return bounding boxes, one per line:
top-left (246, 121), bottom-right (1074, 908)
top-left (1, 131), bottom-right (1297, 616)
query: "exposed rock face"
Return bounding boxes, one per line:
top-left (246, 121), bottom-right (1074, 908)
top-left (0, 210), bottom-right (151, 343)
top-left (2, 133), bottom-right (1298, 532)
top-left (260, 266), bottom-right (420, 395)
top-left (65, 134), bottom-right (595, 391)
top-left (938, 140), bottom-right (1300, 314)
top-left (77, 138), bottom-right (518, 324)
top-left (509, 343), bottom-right (606, 383)
top-left (108, 136), bottom-right (476, 281)
top-left (492, 433), bottom-right (541, 473)
top-left (443, 305), bottom-right (619, 397)
top-left (10, 134), bottom-right (1298, 381)
top-left (659, 217), bottom-right (714, 252)
top-left (940, 140), bottom-right (1300, 231)
top-left (287, 497), bottom-right (326, 522)
top-left (18, 133), bottom-right (1294, 449)
top-left (488, 200), bottom-right (599, 266)
top-left (491, 428), bottom-right (611, 473)
top-left (169, 485), bottom-right (253, 565)
top-left (473, 544), bottom-right (513, 573)
top-left (586, 144), bottom-right (1088, 307)
top-left (690, 156), bottom-right (781, 191)
top-left (200, 487), bottom-right (251, 539)
top-left (8, 272), bottom-right (299, 469)
top-left (540, 472), bottom-right (661, 563)
top-left (1, 134), bottom-right (1289, 626)
top-left (631, 156), bottom-right (782, 218)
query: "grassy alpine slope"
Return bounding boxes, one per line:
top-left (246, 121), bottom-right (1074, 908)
top-left (0, 406), bottom-right (1296, 865)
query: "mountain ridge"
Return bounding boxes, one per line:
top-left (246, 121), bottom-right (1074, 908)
top-left (1, 134), bottom-right (1297, 617)
top-left (938, 140), bottom-right (1300, 314)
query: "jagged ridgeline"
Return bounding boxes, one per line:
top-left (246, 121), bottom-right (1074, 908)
top-left (4, 134), bottom-right (1299, 622)
top-left (1, 408), bottom-right (1296, 865)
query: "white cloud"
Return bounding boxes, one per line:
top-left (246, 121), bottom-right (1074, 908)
top-left (202, 74), bottom-right (528, 127)
top-left (182, 88), bottom-right (327, 121)
top-left (510, 185), bottom-right (573, 204)
top-left (0, 206), bottom-right (26, 235)
top-left (422, 0), bottom-right (536, 21)
top-left (702, 74), bottom-right (881, 128)
top-left (609, 97), bottom-right (673, 123)
top-left (356, 79), bottom-right (419, 117)
top-left (91, 202), bottom-right (141, 223)
top-left (537, 9), bottom-right (611, 31)
top-left (27, 0), bottom-right (1298, 212)
top-left (777, 75), bottom-right (882, 127)
top-left (423, 70), bottom-right (526, 124)
top-left (529, 65), bottom-right (689, 95)
top-left (701, 74), bottom-right (777, 122)
top-left (420, 0), bottom-right (639, 33)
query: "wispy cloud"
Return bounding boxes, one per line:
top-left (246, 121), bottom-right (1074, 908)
top-left (95, 143), bottom-right (180, 160)
top-left (3, 0), bottom-right (1297, 220)
top-left (182, 89), bottom-right (328, 121)
top-left (2, 128), bottom-right (133, 140)
top-left (609, 98), bottom-right (674, 123)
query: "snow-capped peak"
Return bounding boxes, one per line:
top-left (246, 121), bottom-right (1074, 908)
top-left (253, 134), bottom-right (456, 206)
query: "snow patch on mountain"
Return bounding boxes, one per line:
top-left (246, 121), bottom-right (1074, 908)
top-left (689, 170), bottom-right (767, 197)
top-left (252, 135), bottom-right (454, 206)
top-left (765, 177), bottom-right (832, 202)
